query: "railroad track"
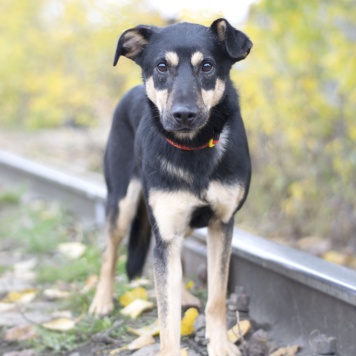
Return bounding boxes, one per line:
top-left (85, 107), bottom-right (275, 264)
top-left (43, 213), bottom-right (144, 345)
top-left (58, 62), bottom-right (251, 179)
top-left (0, 150), bottom-right (355, 355)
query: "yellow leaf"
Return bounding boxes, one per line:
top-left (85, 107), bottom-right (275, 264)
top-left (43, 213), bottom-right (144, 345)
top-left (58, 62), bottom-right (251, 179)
top-left (4, 325), bottom-right (38, 341)
top-left (1, 288), bottom-right (37, 304)
top-left (58, 242), bottom-right (86, 259)
top-left (185, 280), bottom-right (194, 290)
top-left (127, 319), bottom-right (160, 337)
top-left (322, 250), bottom-right (349, 266)
top-left (270, 345), bottom-right (300, 356)
top-left (180, 307), bottom-right (199, 336)
top-left (120, 299), bottom-right (154, 319)
top-left (227, 320), bottom-right (252, 343)
top-left (119, 287), bottom-right (148, 307)
top-left (42, 317), bottom-right (76, 331)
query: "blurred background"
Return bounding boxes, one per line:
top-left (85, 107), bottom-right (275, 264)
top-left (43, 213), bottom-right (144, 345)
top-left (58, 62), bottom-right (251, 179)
top-left (0, 0), bottom-right (355, 266)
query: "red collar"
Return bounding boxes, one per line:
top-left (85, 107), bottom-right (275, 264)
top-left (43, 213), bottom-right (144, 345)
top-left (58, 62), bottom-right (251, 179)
top-left (165, 137), bottom-right (220, 151)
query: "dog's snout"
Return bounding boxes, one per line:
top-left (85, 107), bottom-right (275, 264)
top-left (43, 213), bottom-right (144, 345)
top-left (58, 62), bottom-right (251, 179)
top-left (172, 106), bottom-right (198, 125)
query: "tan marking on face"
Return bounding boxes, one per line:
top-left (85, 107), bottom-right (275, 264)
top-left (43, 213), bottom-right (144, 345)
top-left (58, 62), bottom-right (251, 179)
top-left (165, 51), bottom-right (179, 67)
top-left (145, 76), bottom-right (168, 113)
top-left (202, 78), bottom-right (226, 110)
top-left (206, 182), bottom-right (245, 223)
top-left (149, 190), bottom-right (202, 242)
top-left (123, 31), bottom-right (148, 58)
top-left (191, 51), bottom-right (204, 66)
top-left (216, 20), bottom-right (227, 41)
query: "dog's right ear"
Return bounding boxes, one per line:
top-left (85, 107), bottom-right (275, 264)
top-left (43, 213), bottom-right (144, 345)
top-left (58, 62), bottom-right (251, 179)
top-left (113, 25), bottom-right (156, 66)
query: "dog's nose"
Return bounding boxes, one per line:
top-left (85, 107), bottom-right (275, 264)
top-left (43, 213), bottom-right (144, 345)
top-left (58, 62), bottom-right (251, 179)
top-left (172, 106), bottom-right (198, 125)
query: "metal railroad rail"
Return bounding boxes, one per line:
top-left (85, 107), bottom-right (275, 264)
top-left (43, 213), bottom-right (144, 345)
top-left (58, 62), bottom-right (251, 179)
top-left (0, 150), bottom-right (355, 355)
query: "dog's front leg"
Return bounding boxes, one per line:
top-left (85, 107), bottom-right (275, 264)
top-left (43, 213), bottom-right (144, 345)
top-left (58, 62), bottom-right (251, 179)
top-left (149, 190), bottom-right (201, 356)
top-left (205, 218), bottom-right (241, 356)
top-left (153, 235), bottom-right (182, 356)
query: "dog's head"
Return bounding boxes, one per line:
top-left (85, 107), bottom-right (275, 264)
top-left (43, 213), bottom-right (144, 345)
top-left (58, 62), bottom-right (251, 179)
top-left (114, 19), bottom-right (252, 138)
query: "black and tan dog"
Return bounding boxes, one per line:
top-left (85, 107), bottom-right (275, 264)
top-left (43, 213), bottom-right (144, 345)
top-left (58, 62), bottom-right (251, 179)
top-left (89, 18), bottom-right (253, 356)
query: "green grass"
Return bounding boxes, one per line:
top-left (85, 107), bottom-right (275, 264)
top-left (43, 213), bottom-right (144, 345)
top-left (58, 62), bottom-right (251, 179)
top-left (0, 189), bottom-right (22, 206)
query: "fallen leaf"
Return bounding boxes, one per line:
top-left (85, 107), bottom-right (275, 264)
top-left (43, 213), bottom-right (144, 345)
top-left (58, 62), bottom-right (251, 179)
top-left (185, 280), bottom-right (194, 290)
top-left (0, 302), bottom-right (15, 312)
top-left (109, 334), bottom-right (155, 355)
top-left (13, 259), bottom-right (37, 273)
top-left (58, 242), bottom-right (86, 259)
top-left (1, 289), bottom-right (37, 304)
top-left (120, 299), bottom-right (154, 319)
top-left (42, 317), bottom-right (76, 331)
top-left (81, 274), bottom-right (98, 293)
top-left (128, 278), bottom-right (151, 289)
top-left (181, 348), bottom-right (189, 356)
top-left (227, 320), bottom-right (252, 343)
top-left (3, 350), bottom-right (35, 356)
top-left (181, 307), bottom-right (199, 336)
top-left (322, 250), bottom-right (349, 266)
top-left (4, 325), bottom-right (38, 341)
top-left (119, 287), bottom-right (148, 307)
top-left (43, 289), bottom-right (70, 300)
top-left (270, 345), bottom-right (300, 356)
top-left (51, 310), bottom-right (73, 319)
top-left (127, 319), bottom-right (160, 337)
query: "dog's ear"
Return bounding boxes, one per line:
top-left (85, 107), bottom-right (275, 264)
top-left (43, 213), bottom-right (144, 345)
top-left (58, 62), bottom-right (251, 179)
top-left (113, 25), bottom-right (156, 66)
top-left (210, 18), bottom-right (253, 62)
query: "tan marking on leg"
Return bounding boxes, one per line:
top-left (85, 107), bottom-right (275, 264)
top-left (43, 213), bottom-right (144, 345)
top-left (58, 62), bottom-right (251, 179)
top-left (165, 51), bottom-right (179, 67)
top-left (145, 76), bottom-right (168, 113)
top-left (205, 220), bottom-right (241, 356)
top-left (149, 190), bottom-right (202, 241)
top-left (191, 51), bottom-right (204, 67)
top-left (206, 181), bottom-right (245, 223)
top-left (89, 179), bottom-right (142, 316)
top-left (202, 78), bottom-right (226, 110)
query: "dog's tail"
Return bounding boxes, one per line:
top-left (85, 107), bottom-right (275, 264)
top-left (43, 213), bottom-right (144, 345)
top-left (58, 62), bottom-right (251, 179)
top-left (126, 194), bottom-right (152, 280)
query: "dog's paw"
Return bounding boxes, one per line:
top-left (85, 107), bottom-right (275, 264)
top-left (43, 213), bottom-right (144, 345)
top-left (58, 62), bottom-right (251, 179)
top-left (89, 288), bottom-right (114, 316)
top-left (207, 339), bottom-right (241, 356)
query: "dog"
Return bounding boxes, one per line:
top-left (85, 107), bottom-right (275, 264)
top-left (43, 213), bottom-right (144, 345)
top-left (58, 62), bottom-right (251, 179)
top-left (89, 18), bottom-right (253, 356)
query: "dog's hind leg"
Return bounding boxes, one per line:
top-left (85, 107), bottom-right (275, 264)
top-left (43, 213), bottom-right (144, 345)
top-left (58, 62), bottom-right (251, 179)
top-left (205, 219), bottom-right (241, 356)
top-left (89, 178), bottom-right (141, 316)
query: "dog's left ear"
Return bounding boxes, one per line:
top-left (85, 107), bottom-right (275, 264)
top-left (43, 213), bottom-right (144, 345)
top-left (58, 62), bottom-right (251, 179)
top-left (210, 18), bottom-right (253, 62)
top-left (113, 25), bottom-right (156, 66)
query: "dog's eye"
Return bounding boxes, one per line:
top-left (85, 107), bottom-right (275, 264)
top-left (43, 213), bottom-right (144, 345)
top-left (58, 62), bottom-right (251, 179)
top-left (201, 62), bottom-right (213, 73)
top-left (157, 62), bottom-right (168, 73)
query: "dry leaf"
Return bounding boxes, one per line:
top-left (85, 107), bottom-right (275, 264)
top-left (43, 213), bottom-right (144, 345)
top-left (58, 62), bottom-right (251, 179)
top-left (227, 320), bottom-right (252, 343)
top-left (0, 302), bottom-right (15, 312)
top-left (128, 278), bottom-right (151, 288)
top-left (13, 259), bottom-right (37, 273)
top-left (58, 242), bottom-right (86, 259)
top-left (120, 299), bottom-right (154, 319)
top-left (4, 325), bottom-right (38, 341)
top-left (44, 289), bottom-right (70, 300)
top-left (127, 319), bottom-right (160, 337)
top-left (119, 287), bottom-right (148, 307)
top-left (42, 317), bottom-right (76, 331)
top-left (109, 334), bottom-right (155, 355)
top-left (51, 310), bottom-right (73, 319)
top-left (81, 274), bottom-right (98, 293)
top-left (1, 289), bottom-right (37, 304)
top-left (181, 348), bottom-right (189, 356)
top-left (270, 345), bottom-right (300, 356)
top-left (181, 307), bottom-right (199, 336)
top-left (322, 250), bottom-right (349, 266)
